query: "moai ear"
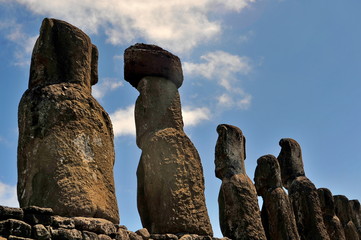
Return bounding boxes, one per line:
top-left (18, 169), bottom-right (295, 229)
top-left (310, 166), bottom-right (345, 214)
top-left (91, 44), bottom-right (98, 86)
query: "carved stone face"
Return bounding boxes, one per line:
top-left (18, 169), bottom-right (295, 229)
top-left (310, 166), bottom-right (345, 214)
top-left (254, 154), bottom-right (282, 196)
top-left (215, 124), bottom-right (246, 179)
top-left (29, 18), bottom-right (98, 91)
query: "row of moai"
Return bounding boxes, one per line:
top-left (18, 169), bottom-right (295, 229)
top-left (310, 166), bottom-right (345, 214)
top-left (16, 18), bottom-right (361, 240)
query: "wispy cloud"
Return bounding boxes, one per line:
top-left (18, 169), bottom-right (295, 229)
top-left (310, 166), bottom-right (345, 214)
top-left (183, 107), bottom-right (211, 127)
top-left (110, 105), bottom-right (136, 137)
top-left (0, 20), bottom-right (37, 66)
top-left (10, 0), bottom-right (255, 54)
top-left (0, 182), bottom-right (18, 208)
top-left (110, 104), bottom-right (211, 137)
top-left (92, 78), bottom-right (123, 100)
top-left (183, 51), bottom-right (252, 109)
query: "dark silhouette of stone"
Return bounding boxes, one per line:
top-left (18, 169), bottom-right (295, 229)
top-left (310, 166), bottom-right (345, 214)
top-left (124, 43), bottom-right (212, 235)
top-left (215, 124), bottom-right (266, 240)
top-left (277, 138), bottom-right (330, 240)
top-left (349, 200), bottom-right (361, 239)
top-left (17, 18), bottom-right (119, 223)
top-left (334, 195), bottom-right (359, 240)
top-left (317, 188), bottom-right (346, 240)
top-left (254, 154), bottom-right (300, 240)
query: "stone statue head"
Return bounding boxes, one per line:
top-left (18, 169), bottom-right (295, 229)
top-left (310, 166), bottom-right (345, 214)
top-left (254, 154), bottom-right (282, 196)
top-left (215, 124), bottom-right (246, 179)
top-left (277, 138), bottom-right (305, 189)
top-left (29, 18), bottom-right (98, 91)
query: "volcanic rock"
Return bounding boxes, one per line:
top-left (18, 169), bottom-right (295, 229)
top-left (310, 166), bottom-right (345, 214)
top-left (317, 188), bottom-right (346, 240)
top-left (215, 124), bottom-right (266, 240)
top-left (254, 154), bottom-right (300, 240)
top-left (124, 44), bottom-right (212, 235)
top-left (17, 18), bottom-right (119, 223)
top-left (349, 200), bottom-right (361, 239)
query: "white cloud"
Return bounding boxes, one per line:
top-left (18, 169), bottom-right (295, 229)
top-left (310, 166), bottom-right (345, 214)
top-left (183, 107), bottom-right (211, 127)
top-left (92, 78), bottom-right (123, 99)
top-left (0, 20), bottom-right (37, 66)
top-left (110, 105), bottom-right (136, 137)
top-left (10, 0), bottom-right (255, 53)
top-left (0, 182), bottom-right (19, 208)
top-left (183, 51), bottom-right (252, 109)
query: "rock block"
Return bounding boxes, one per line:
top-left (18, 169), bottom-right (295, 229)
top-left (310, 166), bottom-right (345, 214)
top-left (0, 219), bottom-right (32, 238)
top-left (0, 207), bottom-right (23, 221)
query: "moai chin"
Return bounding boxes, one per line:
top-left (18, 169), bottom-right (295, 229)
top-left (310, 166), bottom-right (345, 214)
top-left (124, 43), bottom-right (213, 235)
top-left (317, 188), bottom-right (346, 240)
top-left (215, 124), bottom-right (266, 240)
top-left (254, 154), bottom-right (300, 240)
top-left (334, 195), bottom-right (359, 240)
top-left (277, 138), bottom-right (330, 240)
top-left (17, 18), bottom-right (119, 224)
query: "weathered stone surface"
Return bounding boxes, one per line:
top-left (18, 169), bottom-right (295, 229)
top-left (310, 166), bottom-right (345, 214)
top-left (317, 188), bottom-right (346, 240)
top-left (98, 234), bottom-right (112, 240)
top-left (23, 207), bottom-right (53, 226)
top-left (51, 216), bottom-right (75, 229)
top-left (128, 232), bottom-right (143, 240)
top-left (82, 231), bottom-right (99, 240)
top-left (17, 18), bottom-right (119, 224)
top-left (50, 228), bottom-right (82, 240)
top-left (0, 207), bottom-right (23, 221)
top-left (73, 217), bottom-right (116, 235)
top-left (32, 224), bottom-right (50, 240)
top-left (215, 124), bottom-right (246, 179)
top-left (277, 138), bottom-right (305, 189)
top-left (254, 154), bottom-right (300, 240)
top-left (7, 236), bottom-right (33, 240)
top-left (125, 44), bottom-right (212, 235)
top-left (124, 44), bottom-right (183, 89)
top-left (349, 200), bottom-right (361, 239)
top-left (277, 139), bottom-right (330, 240)
top-left (0, 219), bottom-right (32, 238)
top-left (115, 228), bottom-right (130, 240)
top-left (215, 124), bottom-right (266, 240)
top-left (334, 195), bottom-right (359, 240)
top-left (150, 234), bottom-right (178, 240)
top-left (135, 228), bottom-right (150, 240)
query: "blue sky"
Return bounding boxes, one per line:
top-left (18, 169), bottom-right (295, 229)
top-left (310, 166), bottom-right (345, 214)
top-left (1, 0), bottom-right (361, 237)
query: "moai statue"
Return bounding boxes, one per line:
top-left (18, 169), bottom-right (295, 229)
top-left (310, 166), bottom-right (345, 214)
top-left (124, 43), bottom-right (213, 235)
top-left (17, 18), bottom-right (119, 223)
top-left (349, 200), bottom-right (361, 239)
top-left (254, 154), bottom-right (300, 240)
top-left (317, 188), bottom-right (346, 240)
top-left (334, 195), bottom-right (359, 240)
top-left (215, 124), bottom-right (266, 240)
top-left (277, 138), bottom-right (330, 240)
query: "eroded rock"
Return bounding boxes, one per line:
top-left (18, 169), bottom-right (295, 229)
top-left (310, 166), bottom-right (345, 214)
top-left (17, 18), bottom-right (119, 223)
top-left (215, 124), bottom-right (266, 240)
top-left (124, 43), bottom-right (212, 235)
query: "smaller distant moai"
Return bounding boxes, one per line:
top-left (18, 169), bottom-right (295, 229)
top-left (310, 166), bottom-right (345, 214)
top-left (317, 188), bottom-right (346, 240)
top-left (17, 18), bottom-right (119, 223)
top-left (277, 138), bottom-right (330, 240)
top-left (254, 154), bottom-right (300, 240)
top-left (215, 124), bottom-right (266, 240)
top-left (334, 195), bottom-right (359, 240)
top-left (124, 43), bottom-right (213, 235)
top-left (349, 200), bottom-right (361, 239)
